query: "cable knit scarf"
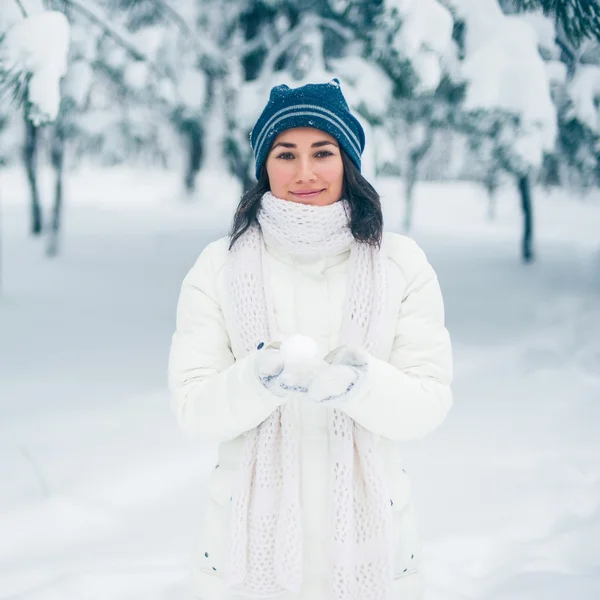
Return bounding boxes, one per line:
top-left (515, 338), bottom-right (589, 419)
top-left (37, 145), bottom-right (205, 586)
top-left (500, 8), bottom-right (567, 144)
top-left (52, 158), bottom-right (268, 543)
top-left (225, 191), bottom-right (393, 600)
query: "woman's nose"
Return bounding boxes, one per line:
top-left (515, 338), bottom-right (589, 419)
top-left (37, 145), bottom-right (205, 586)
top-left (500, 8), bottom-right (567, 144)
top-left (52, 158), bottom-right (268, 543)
top-left (295, 158), bottom-right (317, 182)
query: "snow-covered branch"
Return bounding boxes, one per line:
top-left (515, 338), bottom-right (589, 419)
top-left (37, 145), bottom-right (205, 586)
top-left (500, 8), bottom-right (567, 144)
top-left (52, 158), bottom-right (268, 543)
top-left (260, 14), bottom-right (352, 79)
top-left (13, 0), bottom-right (28, 18)
top-left (145, 0), bottom-right (222, 65)
top-left (62, 0), bottom-right (164, 76)
top-left (0, 10), bottom-right (70, 125)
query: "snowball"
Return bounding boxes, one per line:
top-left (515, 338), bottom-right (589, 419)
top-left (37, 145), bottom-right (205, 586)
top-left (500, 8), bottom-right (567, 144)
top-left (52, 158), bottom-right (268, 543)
top-left (280, 335), bottom-right (319, 365)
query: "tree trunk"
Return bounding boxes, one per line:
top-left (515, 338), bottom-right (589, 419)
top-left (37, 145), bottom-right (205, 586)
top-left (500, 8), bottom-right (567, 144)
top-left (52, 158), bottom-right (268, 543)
top-left (182, 118), bottom-right (203, 195)
top-left (486, 173), bottom-right (498, 221)
top-left (47, 126), bottom-right (65, 258)
top-left (403, 132), bottom-right (434, 232)
top-left (404, 160), bottom-right (417, 232)
top-left (23, 117), bottom-right (43, 235)
top-left (518, 173), bottom-right (534, 263)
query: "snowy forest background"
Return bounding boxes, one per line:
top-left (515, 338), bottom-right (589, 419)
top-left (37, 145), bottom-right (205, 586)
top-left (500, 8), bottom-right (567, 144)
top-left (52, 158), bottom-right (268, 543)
top-left (1, 0), bottom-right (600, 599)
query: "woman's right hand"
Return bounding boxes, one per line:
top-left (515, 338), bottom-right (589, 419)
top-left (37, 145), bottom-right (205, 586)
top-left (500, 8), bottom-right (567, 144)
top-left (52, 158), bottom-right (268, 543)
top-left (255, 334), bottom-right (323, 397)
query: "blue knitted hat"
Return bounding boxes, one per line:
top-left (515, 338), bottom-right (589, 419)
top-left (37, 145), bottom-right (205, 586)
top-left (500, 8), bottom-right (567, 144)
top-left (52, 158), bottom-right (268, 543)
top-left (251, 78), bottom-right (365, 180)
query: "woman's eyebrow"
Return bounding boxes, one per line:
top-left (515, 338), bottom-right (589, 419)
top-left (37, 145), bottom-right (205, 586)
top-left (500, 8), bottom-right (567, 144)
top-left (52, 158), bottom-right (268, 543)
top-left (271, 140), bottom-right (338, 150)
top-left (311, 140), bottom-right (338, 148)
top-left (272, 142), bottom-right (296, 149)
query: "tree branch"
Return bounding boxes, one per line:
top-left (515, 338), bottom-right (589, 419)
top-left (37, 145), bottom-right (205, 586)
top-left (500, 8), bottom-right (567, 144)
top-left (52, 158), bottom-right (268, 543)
top-left (13, 0), bottom-right (28, 18)
top-left (260, 14), bottom-right (353, 78)
top-left (146, 0), bottom-right (222, 63)
top-left (227, 35), bottom-right (265, 61)
top-left (62, 0), bottom-right (169, 80)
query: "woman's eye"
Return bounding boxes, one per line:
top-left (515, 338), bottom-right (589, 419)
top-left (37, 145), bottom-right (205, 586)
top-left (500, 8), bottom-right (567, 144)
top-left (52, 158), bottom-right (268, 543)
top-left (315, 150), bottom-right (333, 158)
top-left (276, 152), bottom-right (295, 160)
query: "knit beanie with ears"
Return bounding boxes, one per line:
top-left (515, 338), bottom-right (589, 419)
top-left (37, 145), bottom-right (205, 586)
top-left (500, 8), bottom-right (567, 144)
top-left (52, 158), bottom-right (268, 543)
top-left (250, 78), bottom-right (366, 180)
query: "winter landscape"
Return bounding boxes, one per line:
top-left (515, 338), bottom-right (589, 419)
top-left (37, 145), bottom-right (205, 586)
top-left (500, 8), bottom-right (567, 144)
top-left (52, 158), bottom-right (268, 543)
top-left (1, 0), bottom-right (600, 599)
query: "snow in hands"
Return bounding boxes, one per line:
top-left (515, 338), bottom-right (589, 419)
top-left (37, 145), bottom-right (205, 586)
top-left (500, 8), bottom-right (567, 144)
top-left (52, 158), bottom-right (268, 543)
top-left (0, 10), bottom-right (71, 125)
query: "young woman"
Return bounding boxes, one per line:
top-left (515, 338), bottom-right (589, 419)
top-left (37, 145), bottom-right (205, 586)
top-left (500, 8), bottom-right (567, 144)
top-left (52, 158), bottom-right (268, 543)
top-left (168, 79), bottom-right (453, 600)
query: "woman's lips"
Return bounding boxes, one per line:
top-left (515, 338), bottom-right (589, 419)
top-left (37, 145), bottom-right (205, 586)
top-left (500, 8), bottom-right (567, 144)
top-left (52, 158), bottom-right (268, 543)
top-left (291, 189), bottom-right (324, 198)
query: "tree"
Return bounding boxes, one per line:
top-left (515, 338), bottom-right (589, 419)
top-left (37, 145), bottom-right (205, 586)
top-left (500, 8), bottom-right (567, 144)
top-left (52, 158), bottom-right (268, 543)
top-left (366, 0), bottom-right (464, 231)
top-left (447, 0), bottom-right (557, 263)
top-left (501, 2), bottom-right (600, 194)
top-left (0, 3), bottom-right (71, 284)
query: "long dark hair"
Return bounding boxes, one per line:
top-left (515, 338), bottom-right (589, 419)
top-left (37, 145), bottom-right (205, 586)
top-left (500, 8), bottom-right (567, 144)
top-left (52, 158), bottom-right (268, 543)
top-left (228, 150), bottom-right (384, 250)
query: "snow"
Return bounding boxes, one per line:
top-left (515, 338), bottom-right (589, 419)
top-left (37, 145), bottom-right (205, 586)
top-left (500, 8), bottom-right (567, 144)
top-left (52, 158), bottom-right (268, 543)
top-left (546, 60), bottom-right (568, 87)
top-left (0, 10), bottom-right (71, 125)
top-left (0, 0), bottom-right (45, 32)
top-left (386, 0), bottom-right (454, 92)
top-left (1, 167), bottom-right (599, 599)
top-left (62, 59), bottom-right (94, 108)
top-left (515, 11), bottom-right (559, 58)
top-left (123, 61), bottom-right (149, 92)
top-left (280, 335), bottom-right (319, 365)
top-left (390, 0), bottom-right (454, 58)
top-left (451, 0), bottom-right (557, 169)
top-left (130, 26), bottom-right (165, 62)
top-left (176, 68), bottom-right (207, 111)
top-left (567, 65), bottom-right (600, 134)
top-left (331, 56), bottom-right (393, 120)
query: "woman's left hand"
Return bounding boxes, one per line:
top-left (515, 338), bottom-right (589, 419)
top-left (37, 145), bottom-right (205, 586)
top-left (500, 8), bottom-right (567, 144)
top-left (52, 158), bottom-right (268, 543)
top-left (307, 345), bottom-right (369, 406)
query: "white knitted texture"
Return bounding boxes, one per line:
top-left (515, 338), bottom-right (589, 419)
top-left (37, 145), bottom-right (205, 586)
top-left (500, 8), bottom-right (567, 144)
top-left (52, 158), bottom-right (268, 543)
top-left (225, 193), bottom-right (393, 600)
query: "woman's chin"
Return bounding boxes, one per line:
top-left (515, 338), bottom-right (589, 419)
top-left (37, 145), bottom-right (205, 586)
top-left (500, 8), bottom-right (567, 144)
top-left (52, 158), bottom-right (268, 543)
top-left (287, 192), bottom-right (338, 206)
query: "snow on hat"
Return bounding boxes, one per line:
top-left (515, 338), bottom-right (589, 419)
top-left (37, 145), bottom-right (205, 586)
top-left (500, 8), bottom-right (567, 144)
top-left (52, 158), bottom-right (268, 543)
top-left (250, 78), bottom-right (366, 180)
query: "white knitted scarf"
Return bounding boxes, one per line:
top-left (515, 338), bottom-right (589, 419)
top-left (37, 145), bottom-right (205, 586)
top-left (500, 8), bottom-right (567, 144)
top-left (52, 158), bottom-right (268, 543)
top-left (225, 192), bottom-right (393, 600)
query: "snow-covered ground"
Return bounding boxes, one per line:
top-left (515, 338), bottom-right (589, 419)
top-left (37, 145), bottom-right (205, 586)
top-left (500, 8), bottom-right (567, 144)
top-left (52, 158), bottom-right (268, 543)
top-left (1, 167), bottom-right (599, 599)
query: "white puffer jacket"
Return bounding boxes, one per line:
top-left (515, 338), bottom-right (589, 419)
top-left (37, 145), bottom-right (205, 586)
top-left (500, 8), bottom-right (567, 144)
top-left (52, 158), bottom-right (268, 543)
top-left (168, 230), bottom-right (453, 600)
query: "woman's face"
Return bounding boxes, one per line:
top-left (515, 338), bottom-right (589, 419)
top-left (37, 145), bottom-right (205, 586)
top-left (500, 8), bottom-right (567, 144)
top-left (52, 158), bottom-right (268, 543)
top-left (265, 127), bottom-right (344, 206)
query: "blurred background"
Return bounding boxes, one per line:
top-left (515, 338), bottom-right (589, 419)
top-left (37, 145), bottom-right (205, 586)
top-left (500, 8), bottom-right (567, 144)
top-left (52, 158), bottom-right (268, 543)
top-left (0, 0), bottom-right (599, 598)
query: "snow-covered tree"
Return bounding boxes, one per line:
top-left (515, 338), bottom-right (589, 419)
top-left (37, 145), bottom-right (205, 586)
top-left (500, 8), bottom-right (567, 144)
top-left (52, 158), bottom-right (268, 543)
top-left (366, 0), bottom-right (464, 230)
top-left (505, 1), bottom-right (600, 192)
top-left (447, 0), bottom-right (557, 262)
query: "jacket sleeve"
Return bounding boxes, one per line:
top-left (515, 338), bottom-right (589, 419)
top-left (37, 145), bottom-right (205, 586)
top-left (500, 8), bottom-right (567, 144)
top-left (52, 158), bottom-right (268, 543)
top-left (341, 238), bottom-right (453, 441)
top-left (168, 241), bottom-right (285, 443)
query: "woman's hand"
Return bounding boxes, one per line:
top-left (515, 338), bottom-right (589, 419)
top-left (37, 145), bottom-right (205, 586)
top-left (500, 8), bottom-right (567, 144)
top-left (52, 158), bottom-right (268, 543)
top-left (307, 345), bottom-right (369, 406)
top-left (255, 334), bottom-right (323, 397)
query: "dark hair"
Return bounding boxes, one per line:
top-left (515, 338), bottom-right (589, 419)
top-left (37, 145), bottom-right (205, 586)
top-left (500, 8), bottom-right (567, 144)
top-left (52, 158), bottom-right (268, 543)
top-left (228, 150), bottom-right (383, 250)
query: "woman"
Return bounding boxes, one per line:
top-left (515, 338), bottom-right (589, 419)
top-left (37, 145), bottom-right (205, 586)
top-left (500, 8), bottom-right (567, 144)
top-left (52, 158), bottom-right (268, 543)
top-left (168, 79), bottom-right (453, 600)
